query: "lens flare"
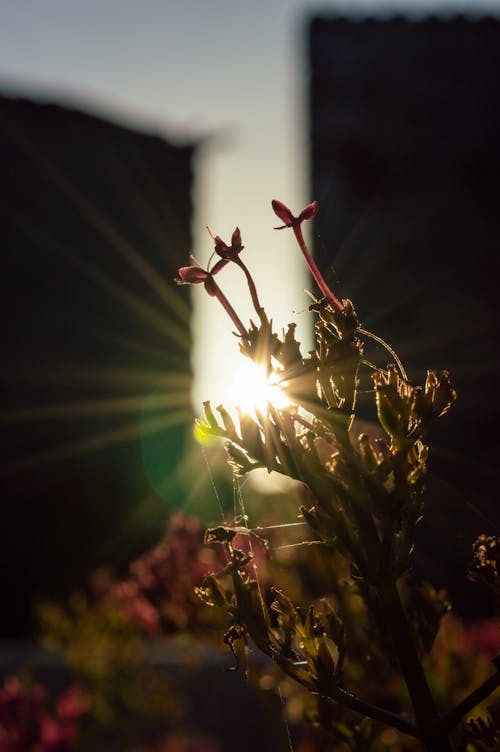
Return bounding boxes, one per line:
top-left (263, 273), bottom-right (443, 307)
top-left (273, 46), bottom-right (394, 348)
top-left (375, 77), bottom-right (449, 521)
top-left (229, 360), bottom-right (289, 415)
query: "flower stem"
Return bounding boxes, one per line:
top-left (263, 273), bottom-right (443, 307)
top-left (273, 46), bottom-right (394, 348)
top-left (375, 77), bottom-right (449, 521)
top-left (292, 225), bottom-right (344, 312)
top-left (433, 655), bottom-right (500, 736)
top-left (378, 581), bottom-right (455, 751)
top-left (235, 258), bottom-right (267, 325)
top-left (211, 279), bottom-right (249, 338)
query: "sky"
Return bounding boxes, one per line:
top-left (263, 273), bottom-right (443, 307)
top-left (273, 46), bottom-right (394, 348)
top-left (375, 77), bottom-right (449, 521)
top-left (1, 0), bottom-right (499, 411)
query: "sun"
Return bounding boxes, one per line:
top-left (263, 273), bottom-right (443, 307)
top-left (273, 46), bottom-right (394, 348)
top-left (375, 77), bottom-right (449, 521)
top-left (229, 360), bottom-right (289, 415)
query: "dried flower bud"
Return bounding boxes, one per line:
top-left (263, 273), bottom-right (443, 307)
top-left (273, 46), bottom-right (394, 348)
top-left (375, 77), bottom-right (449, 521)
top-left (470, 535), bottom-right (500, 592)
top-left (195, 573), bottom-right (228, 608)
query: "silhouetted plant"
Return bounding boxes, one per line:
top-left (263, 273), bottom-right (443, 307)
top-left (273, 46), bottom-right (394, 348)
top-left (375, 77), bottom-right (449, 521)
top-left (178, 200), bottom-right (500, 751)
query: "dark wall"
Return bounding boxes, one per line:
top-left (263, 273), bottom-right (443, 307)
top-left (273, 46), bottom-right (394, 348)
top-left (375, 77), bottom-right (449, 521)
top-left (0, 95), bottom-right (195, 634)
top-left (309, 16), bottom-right (500, 614)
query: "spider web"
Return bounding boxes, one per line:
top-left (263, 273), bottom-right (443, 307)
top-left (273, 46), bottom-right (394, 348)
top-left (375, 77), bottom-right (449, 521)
top-left (202, 445), bottom-right (298, 752)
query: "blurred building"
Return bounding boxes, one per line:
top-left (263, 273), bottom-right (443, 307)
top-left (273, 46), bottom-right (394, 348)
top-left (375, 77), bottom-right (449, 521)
top-left (0, 95), bottom-right (195, 634)
top-left (309, 15), bottom-right (500, 613)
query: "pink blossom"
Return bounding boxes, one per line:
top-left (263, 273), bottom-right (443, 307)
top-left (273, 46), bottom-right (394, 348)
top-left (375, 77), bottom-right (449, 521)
top-left (271, 199), bottom-right (344, 312)
top-left (175, 258), bottom-right (228, 297)
top-left (56, 687), bottom-right (89, 721)
top-left (271, 199), bottom-right (318, 228)
top-left (209, 226), bottom-right (263, 316)
top-left (212, 227), bottom-right (243, 262)
top-left (175, 257), bottom-right (248, 337)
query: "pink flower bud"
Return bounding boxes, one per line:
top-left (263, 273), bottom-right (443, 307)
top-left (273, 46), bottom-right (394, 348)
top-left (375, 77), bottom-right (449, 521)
top-left (212, 227), bottom-right (243, 261)
top-left (270, 199), bottom-right (344, 312)
top-left (271, 199), bottom-right (294, 228)
top-left (298, 200), bottom-right (319, 222)
top-left (174, 258), bottom-right (247, 337)
top-left (271, 200), bottom-right (318, 229)
top-left (176, 266), bottom-right (210, 284)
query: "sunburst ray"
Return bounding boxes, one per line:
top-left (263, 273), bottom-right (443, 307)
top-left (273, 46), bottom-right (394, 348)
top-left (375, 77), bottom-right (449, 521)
top-left (0, 407), bottom-right (192, 477)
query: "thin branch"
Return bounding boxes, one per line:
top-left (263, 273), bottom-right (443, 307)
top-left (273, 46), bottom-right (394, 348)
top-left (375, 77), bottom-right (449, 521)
top-left (316, 687), bottom-right (418, 738)
top-left (274, 654), bottom-right (417, 737)
top-left (358, 328), bottom-right (407, 381)
top-left (432, 655), bottom-right (500, 736)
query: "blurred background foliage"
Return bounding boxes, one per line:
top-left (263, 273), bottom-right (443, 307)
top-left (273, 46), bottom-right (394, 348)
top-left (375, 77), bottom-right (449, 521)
top-left (1, 505), bottom-right (490, 750)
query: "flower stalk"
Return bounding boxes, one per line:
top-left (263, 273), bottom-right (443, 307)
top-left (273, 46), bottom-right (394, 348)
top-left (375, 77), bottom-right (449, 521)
top-left (271, 199), bottom-right (344, 312)
top-left (209, 226), bottom-right (266, 324)
top-left (175, 257), bottom-right (248, 338)
top-left (186, 199), bottom-right (499, 751)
